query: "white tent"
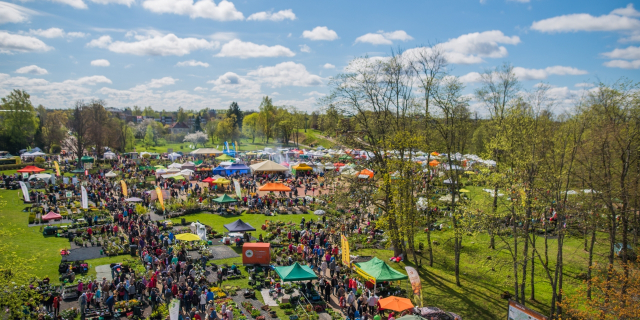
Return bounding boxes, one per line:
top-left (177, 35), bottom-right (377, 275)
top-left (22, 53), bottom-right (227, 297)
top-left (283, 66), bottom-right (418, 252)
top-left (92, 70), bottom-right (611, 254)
top-left (103, 151), bottom-right (116, 159)
top-left (219, 161), bottom-right (233, 167)
top-left (105, 171), bottom-right (117, 178)
top-left (168, 153), bottom-right (182, 161)
top-left (168, 163), bottom-right (183, 169)
top-left (180, 169), bottom-right (194, 176)
top-left (29, 173), bottom-right (56, 184)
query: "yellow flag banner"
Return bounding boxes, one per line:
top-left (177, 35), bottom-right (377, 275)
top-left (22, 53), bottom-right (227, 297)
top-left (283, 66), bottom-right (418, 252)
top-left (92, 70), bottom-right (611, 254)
top-left (405, 266), bottom-right (423, 307)
top-left (341, 234), bottom-right (350, 266)
top-left (53, 161), bottom-right (61, 176)
top-left (156, 186), bottom-right (165, 211)
top-left (353, 265), bottom-right (376, 284)
top-left (234, 141), bottom-right (238, 153)
top-left (120, 180), bottom-right (128, 197)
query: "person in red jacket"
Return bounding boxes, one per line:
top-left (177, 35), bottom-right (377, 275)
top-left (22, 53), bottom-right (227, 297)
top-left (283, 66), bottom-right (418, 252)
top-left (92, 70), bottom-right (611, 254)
top-left (52, 295), bottom-right (60, 317)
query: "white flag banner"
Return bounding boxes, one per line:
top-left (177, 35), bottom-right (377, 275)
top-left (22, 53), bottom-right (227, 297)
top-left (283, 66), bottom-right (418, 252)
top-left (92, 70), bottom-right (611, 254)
top-left (234, 179), bottom-right (241, 198)
top-left (19, 181), bottom-right (30, 202)
top-left (81, 186), bottom-right (88, 209)
top-left (169, 299), bottom-right (180, 320)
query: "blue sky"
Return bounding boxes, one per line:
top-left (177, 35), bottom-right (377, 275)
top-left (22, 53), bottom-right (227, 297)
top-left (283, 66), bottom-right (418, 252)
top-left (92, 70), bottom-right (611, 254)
top-left (0, 0), bottom-right (639, 113)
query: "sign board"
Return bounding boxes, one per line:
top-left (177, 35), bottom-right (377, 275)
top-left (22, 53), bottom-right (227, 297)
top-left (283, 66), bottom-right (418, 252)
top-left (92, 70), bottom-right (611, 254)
top-left (66, 191), bottom-right (73, 198)
top-left (22, 173), bottom-right (29, 179)
top-left (83, 162), bottom-right (93, 170)
top-left (508, 300), bottom-right (548, 320)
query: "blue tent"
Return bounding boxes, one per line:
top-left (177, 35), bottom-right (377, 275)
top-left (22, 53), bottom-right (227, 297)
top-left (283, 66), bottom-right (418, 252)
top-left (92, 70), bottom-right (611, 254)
top-left (212, 166), bottom-right (227, 176)
top-left (225, 163), bottom-right (250, 175)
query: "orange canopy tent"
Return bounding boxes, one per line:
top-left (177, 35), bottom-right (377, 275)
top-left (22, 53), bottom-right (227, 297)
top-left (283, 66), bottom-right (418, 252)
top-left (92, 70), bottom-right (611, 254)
top-left (429, 160), bottom-right (440, 167)
top-left (292, 163), bottom-right (313, 171)
top-left (358, 169), bottom-right (374, 179)
top-left (333, 162), bottom-right (346, 167)
top-left (17, 166), bottom-right (45, 173)
top-left (430, 152), bottom-right (440, 156)
top-left (259, 183), bottom-right (292, 192)
top-left (377, 296), bottom-right (414, 312)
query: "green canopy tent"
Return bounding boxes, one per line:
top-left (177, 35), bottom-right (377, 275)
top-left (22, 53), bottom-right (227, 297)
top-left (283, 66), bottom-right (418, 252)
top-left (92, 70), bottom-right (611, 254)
top-left (81, 156), bottom-right (94, 163)
top-left (354, 257), bottom-right (408, 282)
top-left (169, 175), bottom-right (186, 181)
top-left (216, 154), bottom-right (234, 161)
top-left (274, 262), bottom-right (318, 282)
top-left (194, 160), bottom-right (203, 165)
top-left (155, 165), bottom-right (167, 169)
top-left (212, 194), bottom-right (237, 204)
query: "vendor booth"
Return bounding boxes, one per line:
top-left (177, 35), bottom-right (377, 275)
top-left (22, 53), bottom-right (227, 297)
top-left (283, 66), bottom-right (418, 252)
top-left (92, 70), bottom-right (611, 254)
top-left (274, 262), bottom-right (318, 282)
top-left (249, 160), bottom-right (288, 173)
top-left (225, 163), bottom-right (250, 175)
top-left (353, 257), bottom-right (408, 284)
top-left (242, 243), bottom-right (271, 266)
top-left (224, 219), bottom-right (257, 232)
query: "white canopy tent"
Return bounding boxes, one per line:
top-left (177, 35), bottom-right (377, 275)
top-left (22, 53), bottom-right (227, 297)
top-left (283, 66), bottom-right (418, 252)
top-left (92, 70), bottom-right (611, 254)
top-left (168, 153), bottom-right (182, 161)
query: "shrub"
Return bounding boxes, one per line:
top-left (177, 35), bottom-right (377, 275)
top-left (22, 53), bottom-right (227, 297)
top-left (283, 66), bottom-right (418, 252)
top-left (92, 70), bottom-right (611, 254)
top-left (34, 157), bottom-right (45, 163)
top-left (28, 212), bottom-right (36, 224)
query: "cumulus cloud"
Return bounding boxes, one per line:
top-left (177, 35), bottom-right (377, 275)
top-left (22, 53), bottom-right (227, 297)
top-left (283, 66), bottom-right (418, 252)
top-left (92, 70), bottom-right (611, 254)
top-left (0, 31), bottom-right (52, 54)
top-left (274, 97), bottom-right (318, 111)
top-left (52, 0), bottom-right (88, 9)
top-left (513, 66), bottom-right (588, 80)
top-left (194, 86), bottom-right (207, 91)
top-left (355, 30), bottom-right (413, 45)
top-left (176, 60), bottom-right (210, 67)
top-left (86, 33), bottom-right (219, 56)
top-left (300, 44), bottom-right (311, 53)
top-left (210, 32), bottom-right (236, 41)
top-left (89, 0), bottom-right (136, 6)
top-left (247, 61), bottom-right (323, 87)
top-left (91, 59), bottom-right (110, 66)
top-left (247, 9), bottom-right (295, 21)
top-left (531, 4), bottom-right (640, 33)
top-left (459, 72), bottom-right (482, 83)
top-left (48, 0), bottom-right (135, 9)
top-left (323, 63), bottom-right (335, 69)
top-left (15, 65), bottom-right (48, 75)
top-left (302, 26), bottom-right (338, 41)
top-left (575, 82), bottom-right (595, 88)
top-left (304, 91), bottom-right (325, 97)
top-left (0, 1), bottom-right (38, 24)
top-left (216, 39), bottom-right (295, 58)
top-left (132, 76), bottom-right (177, 91)
top-left (142, 0), bottom-right (244, 21)
top-left (208, 72), bottom-right (262, 101)
top-left (66, 75), bottom-right (112, 85)
top-left (603, 59), bottom-right (640, 69)
top-left (404, 30), bottom-right (520, 64)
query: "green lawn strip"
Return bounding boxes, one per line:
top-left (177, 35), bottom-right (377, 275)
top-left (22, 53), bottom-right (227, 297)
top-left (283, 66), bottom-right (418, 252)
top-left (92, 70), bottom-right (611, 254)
top-left (169, 212), bottom-right (318, 237)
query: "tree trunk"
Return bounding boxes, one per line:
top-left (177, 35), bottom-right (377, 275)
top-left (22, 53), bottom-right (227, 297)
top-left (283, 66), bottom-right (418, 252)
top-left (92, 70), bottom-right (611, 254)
top-left (586, 225), bottom-right (596, 299)
top-left (426, 210), bottom-right (434, 267)
top-left (530, 233), bottom-right (536, 301)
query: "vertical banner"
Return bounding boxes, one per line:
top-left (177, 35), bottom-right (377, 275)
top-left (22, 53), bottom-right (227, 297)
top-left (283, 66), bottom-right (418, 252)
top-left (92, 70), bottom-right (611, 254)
top-left (233, 179), bottom-right (241, 198)
top-left (120, 180), bottom-right (128, 197)
top-left (53, 161), bottom-right (61, 176)
top-left (81, 186), bottom-right (88, 209)
top-left (341, 234), bottom-right (350, 266)
top-left (155, 186), bottom-right (165, 211)
top-left (234, 141), bottom-right (238, 154)
top-left (405, 266), bottom-right (423, 307)
top-left (19, 181), bottom-right (30, 202)
top-left (169, 299), bottom-right (181, 320)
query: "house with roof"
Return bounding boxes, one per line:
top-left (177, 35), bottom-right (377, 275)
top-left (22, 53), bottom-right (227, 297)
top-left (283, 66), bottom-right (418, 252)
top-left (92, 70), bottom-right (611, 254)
top-left (170, 122), bottom-right (189, 134)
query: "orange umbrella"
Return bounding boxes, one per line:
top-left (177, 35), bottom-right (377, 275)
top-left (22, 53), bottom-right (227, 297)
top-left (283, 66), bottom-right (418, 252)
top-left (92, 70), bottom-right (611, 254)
top-left (378, 296), bottom-right (414, 312)
top-left (431, 152), bottom-right (440, 156)
top-left (259, 182), bottom-right (292, 192)
top-left (429, 160), bottom-right (440, 167)
top-left (358, 169), bottom-right (374, 178)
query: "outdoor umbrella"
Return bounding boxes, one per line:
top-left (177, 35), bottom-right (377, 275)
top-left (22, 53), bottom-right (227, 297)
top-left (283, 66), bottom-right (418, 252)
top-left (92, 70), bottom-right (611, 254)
top-left (429, 160), bottom-right (440, 167)
top-left (170, 175), bottom-right (186, 181)
top-left (175, 233), bottom-right (201, 241)
top-left (212, 194), bottom-right (237, 204)
top-left (223, 219), bottom-right (256, 232)
top-left (125, 197), bottom-right (143, 202)
top-left (378, 296), bottom-right (414, 312)
top-left (259, 183), bottom-right (291, 192)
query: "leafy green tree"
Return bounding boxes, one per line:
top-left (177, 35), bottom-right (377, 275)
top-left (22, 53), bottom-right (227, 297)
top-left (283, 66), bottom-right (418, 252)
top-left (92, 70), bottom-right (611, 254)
top-left (176, 107), bottom-right (187, 123)
top-left (226, 102), bottom-right (243, 130)
top-left (242, 113), bottom-right (260, 143)
top-left (215, 115), bottom-right (241, 142)
top-left (258, 97), bottom-right (276, 143)
top-left (144, 124), bottom-right (155, 147)
top-left (0, 90), bottom-right (39, 153)
top-left (194, 114), bottom-right (202, 132)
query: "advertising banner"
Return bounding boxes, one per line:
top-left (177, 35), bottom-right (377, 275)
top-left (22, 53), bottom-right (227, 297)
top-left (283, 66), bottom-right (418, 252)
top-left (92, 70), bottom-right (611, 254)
top-left (341, 234), bottom-right (350, 266)
top-left (508, 300), bottom-right (548, 320)
top-left (234, 179), bottom-right (241, 198)
top-left (169, 299), bottom-right (180, 320)
top-left (405, 266), bottom-right (423, 307)
top-left (19, 181), bottom-right (30, 202)
top-left (156, 186), bottom-right (165, 211)
top-left (53, 161), bottom-right (61, 176)
top-left (353, 265), bottom-right (376, 284)
top-left (81, 186), bottom-right (88, 209)
top-left (120, 180), bottom-right (128, 197)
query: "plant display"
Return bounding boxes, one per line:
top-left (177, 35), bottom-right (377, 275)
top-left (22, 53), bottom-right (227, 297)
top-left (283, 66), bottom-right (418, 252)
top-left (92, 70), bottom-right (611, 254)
top-left (209, 286), bottom-right (227, 299)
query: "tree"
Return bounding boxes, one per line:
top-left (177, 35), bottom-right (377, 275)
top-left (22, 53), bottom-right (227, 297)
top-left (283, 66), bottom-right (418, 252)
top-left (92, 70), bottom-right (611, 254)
top-left (177, 107), bottom-right (187, 123)
top-left (205, 120), bottom-right (219, 143)
top-left (184, 131), bottom-right (208, 147)
top-left (194, 114), bottom-right (202, 132)
top-left (144, 125), bottom-right (154, 147)
top-left (65, 101), bottom-right (91, 163)
top-left (132, 105), bottom-right (142, 116)
top-left (0, 89), bottom-right (39, 153)
top-left (86, 100), bottom-right (110, 158)
top-left (226, 102), bottom-right (243, 130)
top-left (41, 110), bottom-right (68, 153)
top-left (242, 113), bottom-right (260, 143)
top-left (143, 106), bottom-right (157, 118)
top-left (215, 115), bottom-right (241, 142)
top-left (258, 97), bottom-right (276, 143)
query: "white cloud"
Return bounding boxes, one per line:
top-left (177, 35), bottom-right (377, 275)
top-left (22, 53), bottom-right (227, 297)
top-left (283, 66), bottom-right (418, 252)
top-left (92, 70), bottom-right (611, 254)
top-left (210, 32), bottom-right (236, 41)
top-left (0, 1), bottom-right (38, 24)
top-left (216, 39), bottom-right (295, 58)
top-left (194, 86), bottom-right (207, 91)
top-left (209, 72), bottom-right (241, 85)
top-left (176, 60), bottom-right (210, 67)
top-left (302, 26), bottom-right (338, 41)
top-left (89, 0), bottom-right (136, 6)
top-left (65, 75), bottom-right (112, 85)
top-left (208, 72), bottom-right (262, 101)
top-left (531, 5), bottom-right (640, 33)
top-left (91, 59), bottom-right (110, 66)
top-left (513, 66), bottom-right (588, 80)
top-left (247, 61), bottom-right (322, 87)
top-left (0, 31), bottom-right (52, 54)
top-left (87, 33), bottom-right (219, 56)
top-left (22, 28), bottom-right (88, 39)
top-left (304, 91), bottom-right (325, 97)
top-left (51, 0), bottom-right (88, 9)
top-left (575, 82), bottom-right (595, 88)
top-left (611, 4), bottom-right (640, 17)
top-left (323, 63), bottom-right (335, 69)
top-left (603, 59), bottom-right (640, 69)
top-left (459, 72), bottom-right (482, 83)
top-left (274, 97), bottom-right (318, 111)
top-left (602, 45), bottom-right (640, 59)
top-left (132, 76), bottom-right (177, 91)
top-left (15, 65), bottom-right (48, 75)
top-left (404, 30), bottom-right (520, 64)
top-left (142, 0), bottom-right (244, 21)
top-left (247, 9), bottom-right (295, 21)
top-left (67, 32), bottom-right (88, 38)
top-left (355, 30), bottom-right (413, 45)
top-left (300, 44), bottom-right (311, 53)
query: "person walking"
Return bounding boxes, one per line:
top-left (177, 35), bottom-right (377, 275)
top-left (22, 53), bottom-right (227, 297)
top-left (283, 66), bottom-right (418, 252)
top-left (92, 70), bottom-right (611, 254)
top-left (106, 293), bottom-right (115, 315)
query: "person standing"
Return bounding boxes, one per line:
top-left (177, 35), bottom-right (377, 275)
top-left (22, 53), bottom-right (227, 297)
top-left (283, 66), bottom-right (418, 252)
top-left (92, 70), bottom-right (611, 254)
top-left (79, 292), bottom-right (87, 315)
top-left (200, 290), bottom-right (207, 313)
top-left (106, 293), bottom-right (115, 315)
top-left (52, 295), bottom-right (60, 317)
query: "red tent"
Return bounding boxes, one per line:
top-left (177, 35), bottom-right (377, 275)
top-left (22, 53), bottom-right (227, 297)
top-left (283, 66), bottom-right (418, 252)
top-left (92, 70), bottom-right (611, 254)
top-left (42, 211), bottom-right (62, 221)
top-left (202, 177), bottom-right (215, 183)
top-left (17, 166), bottom-right (45, 173)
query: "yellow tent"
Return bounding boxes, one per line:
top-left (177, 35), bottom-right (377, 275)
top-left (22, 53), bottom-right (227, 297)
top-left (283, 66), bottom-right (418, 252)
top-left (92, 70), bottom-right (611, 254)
top-left (175, 233), bottom-right (201, 241)
top-left (212, 178), bottom-right (231, 185)
top-left (292, 163), bottom-right (313, 171)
